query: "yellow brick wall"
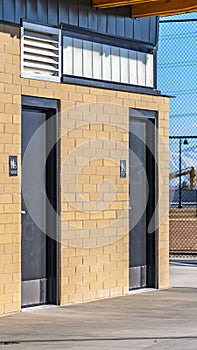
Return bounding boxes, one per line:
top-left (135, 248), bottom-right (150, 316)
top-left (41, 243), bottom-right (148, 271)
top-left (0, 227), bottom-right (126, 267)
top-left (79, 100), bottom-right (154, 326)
top-left (0, 23), bottom-right (169, 315)
top-left (158, 106), bottom-right (170, 288)
top-left (0, 24), bottom-right (21, 316)
top-left (59, 102), bottom-right (129, 304)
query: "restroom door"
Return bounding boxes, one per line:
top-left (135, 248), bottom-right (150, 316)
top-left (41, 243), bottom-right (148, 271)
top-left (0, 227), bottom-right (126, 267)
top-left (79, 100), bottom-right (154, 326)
top-left (129, 110), bottom-right (157, 289)
top-left (21, 104), bottom-right (58, 307)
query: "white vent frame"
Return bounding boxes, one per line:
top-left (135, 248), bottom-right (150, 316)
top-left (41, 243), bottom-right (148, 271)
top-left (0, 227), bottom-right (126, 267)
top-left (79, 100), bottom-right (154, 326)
top-left (21, 22), bottom-right (61, 82)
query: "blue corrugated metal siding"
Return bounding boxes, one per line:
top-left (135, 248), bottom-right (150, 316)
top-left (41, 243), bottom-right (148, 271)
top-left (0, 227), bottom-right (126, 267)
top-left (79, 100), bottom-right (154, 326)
top-left (15, 0), bottom-right (26, 22)
top-left (0, 0), bottom-right (157, 45)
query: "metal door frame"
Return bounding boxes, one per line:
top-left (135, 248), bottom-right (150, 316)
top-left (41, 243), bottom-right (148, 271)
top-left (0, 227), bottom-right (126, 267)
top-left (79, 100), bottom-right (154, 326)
top-left (22, 96), bottom-right (60, 305)
top-left (129, 108), bottom-right (158, 289)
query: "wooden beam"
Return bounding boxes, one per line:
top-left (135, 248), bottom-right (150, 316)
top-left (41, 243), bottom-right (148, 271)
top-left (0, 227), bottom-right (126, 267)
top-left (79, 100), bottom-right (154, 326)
top-left (132, 0), bottom-right (197, 17)
top-left (93, 0), bottom-right (158, 9)
top-left (93, 0), bottom-right (197, 18)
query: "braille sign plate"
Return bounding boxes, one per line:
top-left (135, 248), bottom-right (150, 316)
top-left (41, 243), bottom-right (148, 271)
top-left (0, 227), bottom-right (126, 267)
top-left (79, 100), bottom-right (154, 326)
top-left (9, 156), bottom-right (18, 177)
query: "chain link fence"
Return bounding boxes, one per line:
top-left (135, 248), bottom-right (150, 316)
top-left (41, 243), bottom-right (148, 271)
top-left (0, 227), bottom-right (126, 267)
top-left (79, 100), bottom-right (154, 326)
top-left (169, 137), bottom-right (197, 255)
top-left (158, 14), bottom-right (197, 256)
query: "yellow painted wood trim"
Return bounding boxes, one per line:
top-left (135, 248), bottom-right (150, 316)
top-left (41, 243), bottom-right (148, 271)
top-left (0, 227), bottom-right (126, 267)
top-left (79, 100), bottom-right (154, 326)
top-left (93, 0), bottom-right (197, 18)
top-left (93, 0), bottom-right (158, 8)
top-left (132, 0), bottom-right (197, 17)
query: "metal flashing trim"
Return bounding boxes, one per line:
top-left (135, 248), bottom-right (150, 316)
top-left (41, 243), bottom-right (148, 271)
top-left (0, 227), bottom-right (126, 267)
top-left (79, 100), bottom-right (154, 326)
top-left (22, 96), bottom-right (59, 109)
top-left (62, 75), bottom-right (161, 96)
top-left (62, 24), bottom-right (156, 53)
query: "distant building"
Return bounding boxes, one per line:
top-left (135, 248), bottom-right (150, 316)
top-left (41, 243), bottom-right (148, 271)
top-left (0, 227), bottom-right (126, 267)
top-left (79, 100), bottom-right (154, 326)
top-left (170, 190), bottom-right (197, 208)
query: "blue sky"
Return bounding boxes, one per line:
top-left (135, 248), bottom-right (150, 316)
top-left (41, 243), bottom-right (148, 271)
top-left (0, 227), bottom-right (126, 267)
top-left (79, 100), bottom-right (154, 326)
top-left (158, 12), bottom-right (197, 137)
top-left (157, 13), bottom-right (197, 180)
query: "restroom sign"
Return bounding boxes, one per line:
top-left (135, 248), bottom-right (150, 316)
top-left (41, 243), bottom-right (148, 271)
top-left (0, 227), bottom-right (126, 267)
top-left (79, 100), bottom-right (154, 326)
top-left (9, 156), bottom-right (18, 176)
top-left (120, 160), bottom-right (126, 178)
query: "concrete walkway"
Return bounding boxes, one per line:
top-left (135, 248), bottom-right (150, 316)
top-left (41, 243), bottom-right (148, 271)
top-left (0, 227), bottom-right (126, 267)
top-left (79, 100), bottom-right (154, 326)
top-left (0, 287), bottom-right (197, 350)
top-left (0, 260), bottom-right (196, 349)
top-left (170, 258), bottom-right (197, 288)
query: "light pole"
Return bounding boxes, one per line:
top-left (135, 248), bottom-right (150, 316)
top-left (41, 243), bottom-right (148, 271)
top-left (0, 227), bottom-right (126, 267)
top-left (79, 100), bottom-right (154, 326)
top-left (178, 138), bottom-right (188, 208)
top-left (178, 138), bottom-right (182, 208)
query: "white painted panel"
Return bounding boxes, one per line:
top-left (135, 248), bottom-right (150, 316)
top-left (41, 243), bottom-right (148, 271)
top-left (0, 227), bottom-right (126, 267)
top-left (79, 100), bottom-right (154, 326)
top-left (129, 50), bottom-right (137, 85)
top-left (102, 44), bottom-right (111, 81)
top-left (73, 38), bottom-right (83, 77)
top-left (93, 42), bottom-right (102, 80)
top-left (83, 40), bottom-right (93, 78)
top-left (120, 48), bottom-right (129, 84)
top-left (63, 37), bottom-right (73, 75)
top-left (146, 53), bottom-right (154, 87)
top-left (111, 46), bottom-right (120, 83)
top-left (137, 52), bottom-right (146, 86)
top-left (62, 35), bottom-right (151, 88)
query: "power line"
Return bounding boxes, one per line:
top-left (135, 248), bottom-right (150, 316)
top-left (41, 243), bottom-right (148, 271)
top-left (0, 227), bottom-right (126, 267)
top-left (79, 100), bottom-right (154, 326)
top-left (159, 31), bottom-right (197, 39)
top-left (158, 61), bottom-right (197, 68)
top-left (170, 113), bottom-right (196, 119)
top-left (160, 19), bottom-right (197, 23)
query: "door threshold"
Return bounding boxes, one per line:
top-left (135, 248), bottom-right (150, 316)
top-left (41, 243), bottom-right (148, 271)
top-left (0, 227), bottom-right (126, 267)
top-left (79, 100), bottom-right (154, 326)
top-left (22, 304), bottom-right (58, 312)
top-left (129, 288), bottom-right (156, 295)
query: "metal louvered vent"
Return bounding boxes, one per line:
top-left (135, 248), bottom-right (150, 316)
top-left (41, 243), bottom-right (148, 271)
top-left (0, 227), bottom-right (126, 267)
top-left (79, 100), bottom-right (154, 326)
top-left (21, 22), bottom-right (61, 82)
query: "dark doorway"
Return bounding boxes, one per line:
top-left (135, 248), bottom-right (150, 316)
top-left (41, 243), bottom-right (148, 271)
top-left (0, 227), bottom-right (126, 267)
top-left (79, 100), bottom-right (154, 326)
top-left (21, 97), bottom-right (59, 307)
top-left (129, 109), bottom-right (157, 290)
